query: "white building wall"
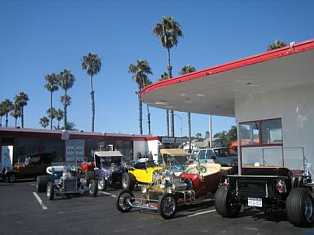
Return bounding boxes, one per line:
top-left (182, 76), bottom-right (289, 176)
top-left (133, 140), bottom-right (160, 162)
top-left (235, 84), bottom-right (314, 168)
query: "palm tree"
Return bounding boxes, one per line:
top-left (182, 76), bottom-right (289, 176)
top-left (0, 102), bottom-right (6, 127)
top-left (154, 16), bottom-right (183, 137)
top-left (58, 69), bottom-right (75, 130)
top-left (128, 59), bottom-right (153, 135)
top-left (267, 40), bottom-right (287, 51)
top-left (2, 99), bottom-right (13, 127)
top-left (15, 92), bottom-right (29, 128)
top-left (10, 103), bottom-right (21, 127)
top-left (159, 72), bottom-right (170, 136)
top-left (47, 107), bottom-right (57, 128)
top-left (55, 109), bottom-right (64, 129)
top-left (44, 73), bottom-right (59, 129)
top-left (40, 116), bottom-right (49, 128)
top-left (81, 53), bottom-right (102, 132)
top-left (180, 65), bottom-right (196, 153)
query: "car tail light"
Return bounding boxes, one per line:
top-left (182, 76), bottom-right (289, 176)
top-left (223, 178), bottom-right (229, 187)
top-left (276, 179), bottom-right (287, 194)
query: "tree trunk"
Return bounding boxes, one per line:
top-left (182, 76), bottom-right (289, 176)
top-left (167, 47), bottom-right (175, 137)
top-left (90, 75), bottom-right (95, 132)
top-left (15, 117), bottom-right (17, 127)
top-left (50, 91), bottom-right (53, 130)
top-left (0, 116), bottom-right (2, 127)
top-left (138, 93), bottom-right (143, 135)
top-left (5, 113), bottom-right (8, 127)
top-left (21, 107), bottom-right (24, 128)
top-left (147, 104), bottom-right (151, 135)
top-left (188, 112), bottom-right (192, 153)
top-left (57, 120), bottom-right (60, 130)
top-left (64, 90), bottom-right (67, 130)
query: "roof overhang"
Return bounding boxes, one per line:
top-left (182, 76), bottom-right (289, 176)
top-left (142, 39), bottom-right (314, 116)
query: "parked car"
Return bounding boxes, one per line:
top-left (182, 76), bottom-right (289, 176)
top-left (116, 162), bottom-right (224, 219)
top-left (122, 160), bottom-right (162, 191)
top-left (215, 147), bottom-right (314, 227)
top-left (93, 150), bottom-right (126, 191)
top-left (37, 162), bottom-right (98, 200)
top-left (2, 152), bottom-right (54, 183)
top-left (197, 148), bottom-right (238, 167)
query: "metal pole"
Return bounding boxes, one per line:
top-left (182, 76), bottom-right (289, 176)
top-left (236, 119), bottom-right (242, 175)
top-left (209, 115), bottom-right (213, 147)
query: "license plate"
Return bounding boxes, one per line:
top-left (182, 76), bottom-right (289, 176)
top-left (248, 197), bottom-right (262, 207)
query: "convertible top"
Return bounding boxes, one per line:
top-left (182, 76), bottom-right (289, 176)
top-left (160, 148), bottom-right (188, 157)
top-left (94, 151), bottom-right (123, 157)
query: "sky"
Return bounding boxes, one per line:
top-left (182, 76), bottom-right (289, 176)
top-left (0, 0), bottom-right (313, 137)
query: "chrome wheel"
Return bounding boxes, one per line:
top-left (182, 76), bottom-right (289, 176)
top-left (117, 191), bottom-right (133, 212)
top-left (161, 195), bottom-right (176, 218)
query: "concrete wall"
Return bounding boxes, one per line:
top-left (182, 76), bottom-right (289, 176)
top-left (235, 83), bottom-right (314, 169)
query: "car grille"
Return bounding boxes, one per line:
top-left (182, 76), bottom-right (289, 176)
top-left (63, 178), bottom-right (77, 192)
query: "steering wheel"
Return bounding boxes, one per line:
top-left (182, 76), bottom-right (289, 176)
top-left (197, 165), bottom-right (207, 174)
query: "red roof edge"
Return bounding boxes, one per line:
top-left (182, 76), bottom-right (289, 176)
top-left (141, 39), bottom-right (314, 97)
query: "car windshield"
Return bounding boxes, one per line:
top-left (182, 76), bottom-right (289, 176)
top-left (164, 156), bottom-right (187, 169)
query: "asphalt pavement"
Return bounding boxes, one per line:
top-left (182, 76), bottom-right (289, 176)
top-left (0, 181), bottom-right (313, 235)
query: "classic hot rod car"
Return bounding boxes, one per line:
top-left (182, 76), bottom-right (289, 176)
top-left (215, 147), bottom-right (314, 227)
top-left (93, 150), bottom-right (125, 190)
top-left (121, 160), bottom-right (162, 191)
top-left (116, 162), bottom-right (224, 219)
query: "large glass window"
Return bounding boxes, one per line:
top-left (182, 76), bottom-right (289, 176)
top-left (239, 122), bottom-right (260, 146)
top-left (239, 118), bottom-right (282, 147)
top-left (261, 119), bottom-right (282, 144)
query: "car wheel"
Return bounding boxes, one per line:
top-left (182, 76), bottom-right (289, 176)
top-left (116, 190), bottom-right (134, 212)
top-left (47, 182), bottom-right (55, 200)
top-left (286, 188), bottom-right (314, 227)
top-left (89, 179), bottom-right (98, 197)
top-left (215, 186), bottom-right (241, 217)
top-left (36, 175), bottom-right (49, 193)
top-left (98, 178), bottom-right (107, 191)
top-left (160, 194), bottom-right (177, 219)
top-left (122, 173), bottom-right (135, 191)
top-left (6, 173), bottom-right (16, 183)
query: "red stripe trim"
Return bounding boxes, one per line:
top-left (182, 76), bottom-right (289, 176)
top-left (141, 39), bottom-right (314, 97)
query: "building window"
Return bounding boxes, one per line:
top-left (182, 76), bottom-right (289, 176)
top-left (239, 118), bottom-right (282, 147)
top-left (239, 122), bottom-right (260, 146)
top-left (261, 119), bottom-right (282, 145)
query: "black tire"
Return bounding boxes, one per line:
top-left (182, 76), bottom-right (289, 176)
top-left (98, 178), bottom-right (107, 191)
top-left (47, 182), bottom-right (55, 200)
top-left (122, 173), bottom-right (135, 191)
top-left (89, 179), bottom-right (98, 197)
top-left (160, 194), bottom-right (177, 219)
top-left (6, 173), bottom-right (16, 183)
top-left (116, 190), bottom-right (134, 213)
top-left (36, 175), bottom-right (49, 193)
top-left (286, 188), bottom-right (314, 227)
top-left (215, 186), bottom-right (241, 218)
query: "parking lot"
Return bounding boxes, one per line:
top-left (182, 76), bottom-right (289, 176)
top-left (0, 181), bottom-right (313, 235)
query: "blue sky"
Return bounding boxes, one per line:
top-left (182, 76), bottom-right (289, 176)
top-left (0, 1), bottom-right (313, 136)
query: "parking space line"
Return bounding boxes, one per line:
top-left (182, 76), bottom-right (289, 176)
top-left (187, 209), bottom-right (216, 217)
top-left (32, 192), bottom-right (48, 210)
top-left (99, 191), bottom-right (117, 198)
